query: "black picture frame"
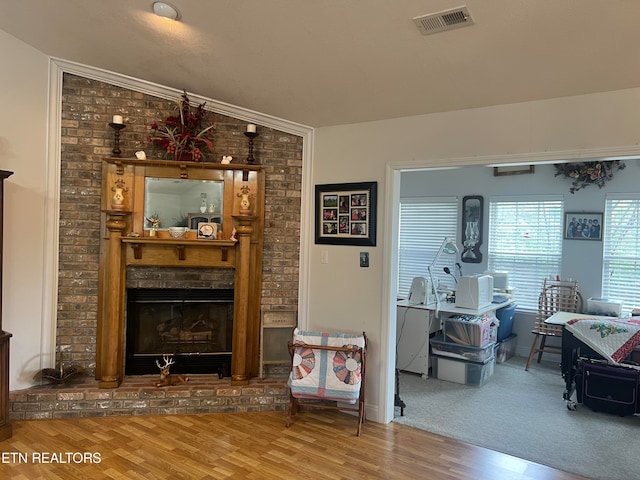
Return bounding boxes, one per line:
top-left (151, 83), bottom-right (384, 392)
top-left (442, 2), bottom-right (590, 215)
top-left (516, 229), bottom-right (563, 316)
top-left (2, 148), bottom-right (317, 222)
top-left (315, 181), bottom-right (377, 246)
top-left (461, 195), bottom-right (483, 263)
top-left (564, 212), bottom-right (603, 240)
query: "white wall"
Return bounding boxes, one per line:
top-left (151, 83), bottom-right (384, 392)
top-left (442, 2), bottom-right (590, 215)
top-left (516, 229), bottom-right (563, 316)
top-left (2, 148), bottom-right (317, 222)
top-left (0, 29), bottom-right (50, 389)
top-left (311, 89), bottom-right (640, 423)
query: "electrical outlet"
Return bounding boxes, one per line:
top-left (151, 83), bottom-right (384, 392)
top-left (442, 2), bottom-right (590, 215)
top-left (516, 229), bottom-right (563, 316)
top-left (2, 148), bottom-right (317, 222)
top-left (360, 252), bottom-right (369, 267)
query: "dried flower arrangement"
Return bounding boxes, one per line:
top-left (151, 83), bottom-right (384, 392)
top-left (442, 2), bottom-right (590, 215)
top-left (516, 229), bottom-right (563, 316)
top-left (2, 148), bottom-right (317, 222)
top-left (553, 160), bottom-right (625, 194)
top-left (148, 90), bottom-right (215, 161)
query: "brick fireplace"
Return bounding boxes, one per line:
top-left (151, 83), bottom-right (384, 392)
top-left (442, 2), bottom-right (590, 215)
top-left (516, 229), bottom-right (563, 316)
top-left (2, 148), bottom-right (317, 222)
top-left (9, 76), bottom-right (303, 419)
top-left (54, 76), bottom-right (301, 381)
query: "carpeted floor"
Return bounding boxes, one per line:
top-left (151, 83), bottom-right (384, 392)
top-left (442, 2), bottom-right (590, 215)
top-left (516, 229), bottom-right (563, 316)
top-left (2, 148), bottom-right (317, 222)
top-left (393, 355), bottom-right (640, 480)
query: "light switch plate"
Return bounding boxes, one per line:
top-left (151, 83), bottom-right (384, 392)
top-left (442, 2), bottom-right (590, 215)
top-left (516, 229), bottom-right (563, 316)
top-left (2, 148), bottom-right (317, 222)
top-left (360, 252), bottom-right (369, 267)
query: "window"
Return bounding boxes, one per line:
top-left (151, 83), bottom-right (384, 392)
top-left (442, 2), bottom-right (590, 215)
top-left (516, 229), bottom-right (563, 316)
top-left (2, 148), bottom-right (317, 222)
top-left (488, 196), bottom-right (564, 310)
top-left (602, 194), bottom-right (640, 311)
top-left (397, 197), bottom-right (458, 299)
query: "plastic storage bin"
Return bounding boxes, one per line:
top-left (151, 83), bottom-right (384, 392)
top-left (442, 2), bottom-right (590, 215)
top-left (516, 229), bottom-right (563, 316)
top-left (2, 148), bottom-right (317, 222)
top-left (586, 297), bottom-right (622, 317)
top-left (495, 333), bottom-right (517, 363)
top-left (443, 314), bottom-right (494, 347)
top-left (495, 303), bottom-right (517, 342)
top-left (430, 334), bottom-right (495, 363)
top-left (431, 354), bottom-right (495, 387)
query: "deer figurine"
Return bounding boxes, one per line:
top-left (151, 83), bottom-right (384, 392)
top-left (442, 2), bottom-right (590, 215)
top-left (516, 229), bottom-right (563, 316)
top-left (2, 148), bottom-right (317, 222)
top-left (154, 355), bottom-right (189, 387)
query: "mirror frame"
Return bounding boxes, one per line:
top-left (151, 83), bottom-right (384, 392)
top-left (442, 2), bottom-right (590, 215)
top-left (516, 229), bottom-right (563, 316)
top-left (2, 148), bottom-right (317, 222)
top-left (125, 163), bottom-right (236, 240)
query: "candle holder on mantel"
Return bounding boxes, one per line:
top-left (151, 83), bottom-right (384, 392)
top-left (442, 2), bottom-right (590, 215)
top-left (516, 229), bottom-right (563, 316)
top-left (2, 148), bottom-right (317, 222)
top-left (244, 131), bottom-right (259, 164)
top-left (108, 122), bottom-right (126, 157)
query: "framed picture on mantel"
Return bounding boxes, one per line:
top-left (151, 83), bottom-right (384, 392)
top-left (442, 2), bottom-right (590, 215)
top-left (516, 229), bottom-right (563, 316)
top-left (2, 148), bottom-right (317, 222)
top-left (314, 181), bottom-right (377, 246)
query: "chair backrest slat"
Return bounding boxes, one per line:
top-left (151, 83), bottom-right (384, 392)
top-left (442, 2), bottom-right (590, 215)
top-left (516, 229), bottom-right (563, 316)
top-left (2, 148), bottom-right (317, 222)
top-left (534, 279), bottom-right (581, 335)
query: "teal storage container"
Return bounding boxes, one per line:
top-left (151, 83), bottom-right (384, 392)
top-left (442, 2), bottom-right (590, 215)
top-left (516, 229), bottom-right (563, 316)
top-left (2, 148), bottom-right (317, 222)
top-left (496, 304), bottom-right (516, 342)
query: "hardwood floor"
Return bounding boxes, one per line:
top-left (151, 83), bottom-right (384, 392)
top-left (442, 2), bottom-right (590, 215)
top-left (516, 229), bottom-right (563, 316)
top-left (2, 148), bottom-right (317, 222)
top-left (0, 411), bottom-right (587, 479)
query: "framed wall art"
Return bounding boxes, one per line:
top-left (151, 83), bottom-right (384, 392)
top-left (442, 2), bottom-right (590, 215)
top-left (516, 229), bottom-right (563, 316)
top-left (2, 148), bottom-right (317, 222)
top-left (314, 181), bottom-right (377, 246)
top-left (461, 195), bottom-right (483, 263)
top-left (564, 212), bottom-right (602, 240)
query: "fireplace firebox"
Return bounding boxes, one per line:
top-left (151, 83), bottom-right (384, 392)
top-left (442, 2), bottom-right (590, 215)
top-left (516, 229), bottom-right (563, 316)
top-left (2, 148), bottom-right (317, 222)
top-left (125, 288), bottom-right (233, 377)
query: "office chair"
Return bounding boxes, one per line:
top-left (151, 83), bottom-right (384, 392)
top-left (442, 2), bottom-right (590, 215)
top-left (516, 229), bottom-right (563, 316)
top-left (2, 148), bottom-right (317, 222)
top-left (525, 278), bottom-right (582, 371)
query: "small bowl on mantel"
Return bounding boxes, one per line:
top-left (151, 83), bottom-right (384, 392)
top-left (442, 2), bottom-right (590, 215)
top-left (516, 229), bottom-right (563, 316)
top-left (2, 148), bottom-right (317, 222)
top-left (169, 227), bottom-right (188, 239)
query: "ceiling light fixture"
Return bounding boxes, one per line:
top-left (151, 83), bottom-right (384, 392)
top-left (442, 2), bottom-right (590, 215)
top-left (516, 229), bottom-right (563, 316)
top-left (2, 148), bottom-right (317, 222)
top-left (152, 2), bottom-right (181, 21)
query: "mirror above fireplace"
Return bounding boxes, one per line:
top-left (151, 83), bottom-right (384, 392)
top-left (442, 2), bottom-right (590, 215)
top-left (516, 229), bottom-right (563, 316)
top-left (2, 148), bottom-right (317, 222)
top-left (144, 177), bottom-right (224, 230)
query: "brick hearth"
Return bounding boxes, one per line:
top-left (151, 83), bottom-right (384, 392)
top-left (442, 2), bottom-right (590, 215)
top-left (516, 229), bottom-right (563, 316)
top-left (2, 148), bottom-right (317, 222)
top-left (9, 374), bottom-right (289, 420)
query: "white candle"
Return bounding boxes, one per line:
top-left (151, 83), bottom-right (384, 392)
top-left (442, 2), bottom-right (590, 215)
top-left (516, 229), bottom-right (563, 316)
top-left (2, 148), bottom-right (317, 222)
top-left (246, 124), bottom-right (257, 133)
top-left (112, 115), bottom-right (123, 124)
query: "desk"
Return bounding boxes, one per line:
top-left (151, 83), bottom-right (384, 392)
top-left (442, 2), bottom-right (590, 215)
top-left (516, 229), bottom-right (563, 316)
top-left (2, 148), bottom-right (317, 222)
top-left (396, 299), bottom-right (514, 376)
top-left (397, 299), bottom-right (514, 316)
top-left (396, 302), bottom-right (441, 376)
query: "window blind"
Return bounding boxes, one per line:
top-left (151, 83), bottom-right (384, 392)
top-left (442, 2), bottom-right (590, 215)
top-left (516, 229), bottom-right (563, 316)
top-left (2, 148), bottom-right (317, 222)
top-left (488, 196), bottom-right (563, 310)
top-left (397, 197), bottom-right (458, 299)
top-left (602, 194), bottom-right (640, 311)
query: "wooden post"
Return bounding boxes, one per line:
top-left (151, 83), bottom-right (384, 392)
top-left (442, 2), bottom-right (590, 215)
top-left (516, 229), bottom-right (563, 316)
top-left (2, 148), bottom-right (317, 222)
top-left (231, 215), bottom-right (255, 385)
top-left (99, 212), bottom-right (127, 388)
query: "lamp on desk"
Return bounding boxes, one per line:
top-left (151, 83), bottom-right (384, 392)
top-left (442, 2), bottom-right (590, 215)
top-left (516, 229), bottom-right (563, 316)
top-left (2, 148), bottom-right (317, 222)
top-left (427, 237), bottom-right (459, 313)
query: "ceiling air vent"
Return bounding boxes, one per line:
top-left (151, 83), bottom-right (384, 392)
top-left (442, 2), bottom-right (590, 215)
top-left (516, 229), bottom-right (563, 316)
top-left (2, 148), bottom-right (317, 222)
top-left (413, 6), bottom-right (474, 36)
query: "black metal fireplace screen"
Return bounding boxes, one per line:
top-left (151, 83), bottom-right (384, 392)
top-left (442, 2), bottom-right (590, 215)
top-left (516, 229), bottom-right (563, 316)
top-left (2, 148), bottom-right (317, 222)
top-left (125, 288), bottom-right (234, 376)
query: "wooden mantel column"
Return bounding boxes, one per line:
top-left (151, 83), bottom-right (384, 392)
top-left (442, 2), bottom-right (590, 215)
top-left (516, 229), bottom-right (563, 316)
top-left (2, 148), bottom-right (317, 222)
top-left (99, 211), bottom-right (127, 388)
top-left (231, 215), bottom-right (255, 385)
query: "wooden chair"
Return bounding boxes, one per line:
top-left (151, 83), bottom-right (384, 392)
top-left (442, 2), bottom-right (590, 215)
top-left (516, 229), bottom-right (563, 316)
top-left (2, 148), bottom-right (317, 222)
top-left (525, 279), bottom-right (582, 371)
top-left (286, 329), bottom-right (367, 436)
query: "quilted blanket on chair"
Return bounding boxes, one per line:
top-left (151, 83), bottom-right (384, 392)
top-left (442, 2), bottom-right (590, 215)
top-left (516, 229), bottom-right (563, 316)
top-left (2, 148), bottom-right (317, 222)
top-left (288, 328), bottom-right (365, 404)
top-left (565, 316), bottom-right (640, 364)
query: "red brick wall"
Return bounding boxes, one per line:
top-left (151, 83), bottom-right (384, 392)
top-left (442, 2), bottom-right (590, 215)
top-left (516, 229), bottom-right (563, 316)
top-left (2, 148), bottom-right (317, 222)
top-left (58, 74), bottom-right (302, 374)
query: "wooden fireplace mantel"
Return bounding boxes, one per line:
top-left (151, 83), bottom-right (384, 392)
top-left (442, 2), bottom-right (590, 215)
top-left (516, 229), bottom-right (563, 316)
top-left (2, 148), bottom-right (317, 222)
top-left (97, 158), bottom-right (264, 387)
top-left (121, 238), bottom-right (236, 265)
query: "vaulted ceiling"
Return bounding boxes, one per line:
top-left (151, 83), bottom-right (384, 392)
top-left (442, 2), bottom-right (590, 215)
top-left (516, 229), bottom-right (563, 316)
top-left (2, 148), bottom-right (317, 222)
top-left (2, 1), bottom-right (640, 127)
